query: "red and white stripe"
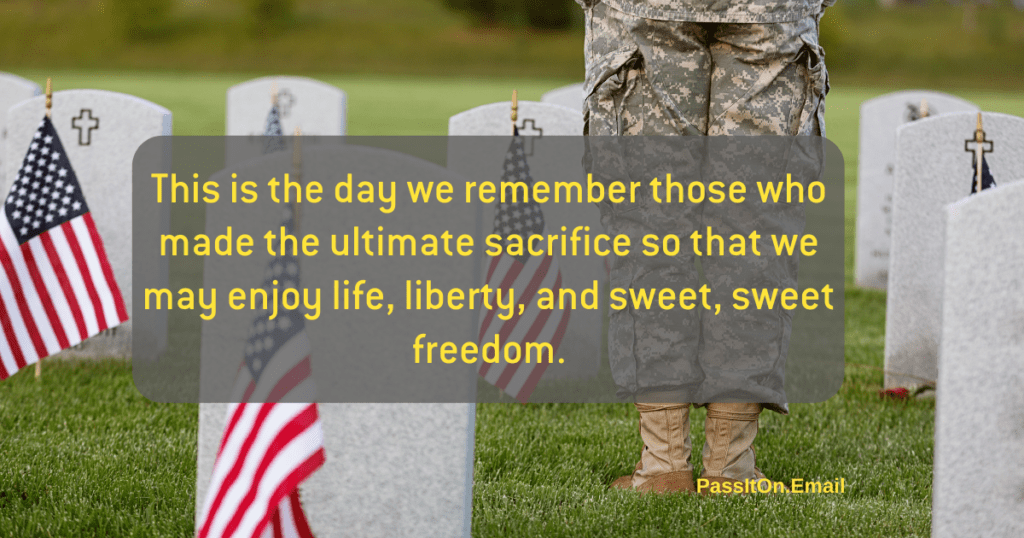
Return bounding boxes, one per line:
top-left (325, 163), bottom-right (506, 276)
top-left (198, 329), bottom-right (325, 538)
top-left (0, 211), bottom-right (127, 379)
top-left (197, 401), bottom-right (325, 538)
top-left (477, 242), bottom-right (571, 403)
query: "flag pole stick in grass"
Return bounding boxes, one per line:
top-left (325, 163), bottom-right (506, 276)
top-left (35, 77), bottom-right (53, 382)
top-left (512, 88), bottom-right (518, 135)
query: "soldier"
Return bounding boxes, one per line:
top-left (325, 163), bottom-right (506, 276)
top-left (576, 0), bottom-right (834, 493)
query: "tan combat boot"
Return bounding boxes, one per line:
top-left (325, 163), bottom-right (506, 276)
top-left (697, 402), bottom-right (787, 495)
top-left (610, 403), bottom-right (696, 494)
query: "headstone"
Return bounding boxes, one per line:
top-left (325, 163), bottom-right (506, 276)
top-left (0, 73), bottom-right (42, 187)
top-left (932, 181), bottom-right (1024, 537)
top-left (196, 144), bottom-right (475, 538)
top-left (225, 76), bottom-right (346, 164)
top-left (540, 83), bottom-right (584, 113)
top-left (448, 101), bottom-right (601, 381)
top-left (856, 91), bottom-right (977, 289)
top-left (3, 90), bottom-right (172, 359)
top-left (884, 112), bottom-right (1024, 389)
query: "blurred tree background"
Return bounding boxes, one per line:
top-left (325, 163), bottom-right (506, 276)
top-left (442, 0), bottom-right (581, 29)
top-left (0, 0), bottom-right (1022, 89)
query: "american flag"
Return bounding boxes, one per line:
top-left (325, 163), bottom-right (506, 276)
top-left (263, 102), bottom-right (286, 155)
top-left (0, 116), bottom-right (127, 380)
top-left (476, 127), bottom-right (571, 403)
top-left (196, 137), bottom-right (325, 537)
top-left (970, 155), bottom-right (997, 194)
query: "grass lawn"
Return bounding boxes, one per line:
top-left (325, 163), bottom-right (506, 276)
top-left (0, 360), bottom-right (196, 537)
top-left (1, 71), bottom-right (1023, 537)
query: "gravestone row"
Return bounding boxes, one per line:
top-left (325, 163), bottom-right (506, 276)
top-left (871, 109), bottom-right (1024, 535)
top-left (7, 74), bottom-right (1021, 535)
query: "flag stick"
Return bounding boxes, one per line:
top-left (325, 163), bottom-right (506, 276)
top-left (920, 98), bottom-right (929, 118)
top-left (45, 78), bottom-right (52, 119)
top-left (38, 77), bottom-right (53, 380)
top-left (975, 113), bottom-right (984, 193)
top-left (511, 90), bottom-right (518, 135)
top-left (498, 90), bottom-right (523, 401)
top-left (292, 127), bottom-right (302, 238)
top-left (271, 81), bottom-right (279, 107)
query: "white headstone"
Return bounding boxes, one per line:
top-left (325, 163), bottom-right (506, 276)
top-left (933, 182), bottom-right (1024, 537)
top-left (3, 90), bottom-right (172, 359)
top-left (856, 91), bottom-right (977, 289)
top-left (884, 112), bottom-right (1024, 389)
top-left (196, 144), bottom-right (475, 538)
top-left (0, 73), bottom-right (42, 187)
top-left (448, 101), bottom-right (601, 380)
top-left (225, 76), bottom-right (346, 164)
top-left (541, 83), bottom-right (584, 113)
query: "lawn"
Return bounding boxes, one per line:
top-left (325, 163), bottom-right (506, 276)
top-left (1, 72), bottom-right (1023, 537)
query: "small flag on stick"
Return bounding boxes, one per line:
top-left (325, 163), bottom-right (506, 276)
top-left (197, 132), bottom-right (325, 538)
top-left (263, 83), bottom-right (286, 155)
top-left (476, 102), bottom-right (571, 403)
top-left (970, 156), bottom-right (997, 194)
top-left (0, 85), bottom-right (128, 381)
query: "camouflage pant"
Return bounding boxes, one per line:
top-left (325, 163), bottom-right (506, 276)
top-left (583, 3), bottom-right (828, 137)
top-left (584, 2), bottom-right (829, 413)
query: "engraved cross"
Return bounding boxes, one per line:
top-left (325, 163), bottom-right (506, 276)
top-left (964, 128), bottom-right (993, 192)
top-left (71, 109), bottom-right (100, 146)
top-left (278, 89), bottom-right (295, 118)
top-left (516, 119), bottom-right (543, 155)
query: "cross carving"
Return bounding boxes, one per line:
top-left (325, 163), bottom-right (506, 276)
top-left (278, 89), bottom-right (295, 118)
top-left (516, 118), bottom-right (543, 155)
top-left (71, 109), bottom-right (100, 146)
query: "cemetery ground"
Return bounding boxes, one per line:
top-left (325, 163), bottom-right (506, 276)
top-left (1, 73), bottom-right (1022, 537)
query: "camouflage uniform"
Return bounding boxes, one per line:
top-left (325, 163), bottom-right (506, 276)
top-left (582, 0), bottom-right (830, 137)
top-left (580, 0), bottom-right (832, 414)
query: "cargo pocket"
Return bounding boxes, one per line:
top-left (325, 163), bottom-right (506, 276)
top-left (797, 32), bottom-right (829, 136)
top-left (583, 43), bottom-right (642, 136)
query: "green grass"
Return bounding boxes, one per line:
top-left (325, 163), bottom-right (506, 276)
top-left (0, 72), bottom-right (1022, 536)
top-left (0, 360), bottom-right (197, 538)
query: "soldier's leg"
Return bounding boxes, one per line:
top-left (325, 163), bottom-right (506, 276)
top-left (585, 3), bottom-right (713, 403)
top-left (582, 2), bottom-right (712, 492)
top-left (697, 17), bottom-right (828, 487)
